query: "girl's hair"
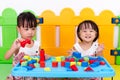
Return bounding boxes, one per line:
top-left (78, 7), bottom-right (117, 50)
top-left (17, 12), bottom-right (37, 28)
top-left (77, 20), bottom-right (99, 42)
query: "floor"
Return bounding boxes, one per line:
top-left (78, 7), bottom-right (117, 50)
top-left (0, 64), bottom-right (12, 80)
top-left (0, 64), bottom-right (119, 80)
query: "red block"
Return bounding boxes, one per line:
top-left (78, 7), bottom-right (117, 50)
top-left (70, 65), bottom-right (78, 71)
top-left (78, 58), bottom-right (84, 62)
top-left (69, 58), bottom-right (75, 62)
top-left (25, 39), bottom-right (31, 44)
top-left (61, 61), bottom-right (65, 67)
top-left (39, 49), bottom-right (45, 61)
top-left (84, 66), bottom-right (93, 71)
top-left (20, 41), bottom-right (26, 47)
top-left (52, 61), bottom-right (58, 67)
top-left (100, 61), bottom-right (105, 65)
top-left (20, 39), bottom-right (31, 47)
top-left (40, 61), bottom-right (45, 68)
top-left (29, 64), bottom-right (35, 68)
top-left (89, 60), bottom-right (96, 64)
top-left (20, 59), bottom-right (26, 64)
top-left (65, 58), bottom-right (69, 62)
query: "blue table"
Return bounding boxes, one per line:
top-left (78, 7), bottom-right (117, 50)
top-left (11, 56), bottom-right (115, 78)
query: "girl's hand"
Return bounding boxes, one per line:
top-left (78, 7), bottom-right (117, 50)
top-left (67, 47), bottom-right (76, 56)
top-left (97, 44), bottom-right (104, 52)
top-left (5, 38), bottom-right (25, 60)
top-left (11, 38), bottom-right (25, 50)
top-left (45, 54), bottom-right (51, 60)
top-left (10, 38), bottom-right (26, 54)
top-left (96, 43), bottom-right (104, 56)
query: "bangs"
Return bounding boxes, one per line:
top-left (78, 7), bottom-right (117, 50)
top-left (23, 19), bottom-right (36, 28)
top-left (80, 22), bottom-right (98, 32)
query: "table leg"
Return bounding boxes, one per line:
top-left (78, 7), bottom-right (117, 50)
top-left (111, 77), bottom-right (113, 80)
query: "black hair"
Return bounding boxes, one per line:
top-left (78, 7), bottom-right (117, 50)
top-left (77, 20), bottom-right (99, 42)
top-left (17, 12), bottom-right (37, 28)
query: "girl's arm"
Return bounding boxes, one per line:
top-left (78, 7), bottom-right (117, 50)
top-left (4, 38), bottom-right (21, 59)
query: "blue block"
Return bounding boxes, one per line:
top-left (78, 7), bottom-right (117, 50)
top-left (65, 62), bottom-right (70, 68)
top-left (89, 57), bottom-right (97, 60)
top-left (26, 66), bottom-right (33, 70)
top-left (72, 51), bottom-right (81, 58)
top-left (27, 60), bottom-right (34, 65)
top-left (81, 61), bottom-right (88, 67)
top-left (97, 56), bottom-right (103, 61)
top-left (90, 61), bottom-right (100, 67)
top-left (31, 59), bottom-right (37, 63)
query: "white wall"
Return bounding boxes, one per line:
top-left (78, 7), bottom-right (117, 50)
top-left (0, 0), bottom-right (120, 15)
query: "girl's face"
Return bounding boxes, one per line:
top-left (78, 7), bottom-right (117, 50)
top-left (17, 22), bottom-right (36, 40)
top-left (79, 26), bottom-right (96, 43)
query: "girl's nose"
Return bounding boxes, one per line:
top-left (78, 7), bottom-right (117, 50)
top-left (86, 31), bottom-right (90, 34)
top-left (28, 29), bottom-right (32, 34)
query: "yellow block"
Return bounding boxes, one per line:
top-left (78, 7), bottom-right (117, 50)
top-left (70, 62), bottom-right (76, 66)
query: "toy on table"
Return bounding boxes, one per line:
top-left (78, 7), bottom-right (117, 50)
top-left (20, 39), bottom-right (31, 47)
top-left (84, 66), bottom-right (93, 71)
top-left (39, 49), bottom-right (45, 61)
top-left (12, 50), bottom-right (115, 78)
top-left (39, 49), bottom-right (45, 67)
top-left (70, 65), bottom-right (78, 71)
top-left (18, 51), bottom-right (106, 72)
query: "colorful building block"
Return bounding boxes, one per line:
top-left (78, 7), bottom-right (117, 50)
top-left (61, 61), bottom-right (65, 67)
top-left (52, 61), bottom-right (58, 67)
top-left (39, 49), bottom-right (45, 62)
top-left (84, 66), bottom-right (93, 71)
top-left (20, 39), bottom-right (31, 47)
top-left (55, 56), bottom-right (61, 62)
top-left (44, 67), bottom-right (51, 71)
top-left (40, 61), bottom-right (45, 68)
top-left (81, 61), bottom-right (89, 67)
top-left (72, 51), bottom-right (81, 58)
top-left (65, 62), bottom-right (70, 68)
top-left (70, 62), bottom-right (76, 66)
top-left (70, 65), bottom-right (78, 71)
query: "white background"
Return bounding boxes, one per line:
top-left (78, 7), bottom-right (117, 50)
top-left (0, 0), bottom-right (120, 46)
top-left (0, 0), bottom-right (120, 15)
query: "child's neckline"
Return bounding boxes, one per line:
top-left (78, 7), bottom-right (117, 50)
top-left (79, 42), bottom-right (93, 51)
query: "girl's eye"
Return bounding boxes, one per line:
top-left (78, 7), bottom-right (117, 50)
top-left (32, 28), bottom-right (35, 30)
top-left (24, 28), bottom-right (28, 30)
top-left (31, 28), bottom-right (36, 30)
